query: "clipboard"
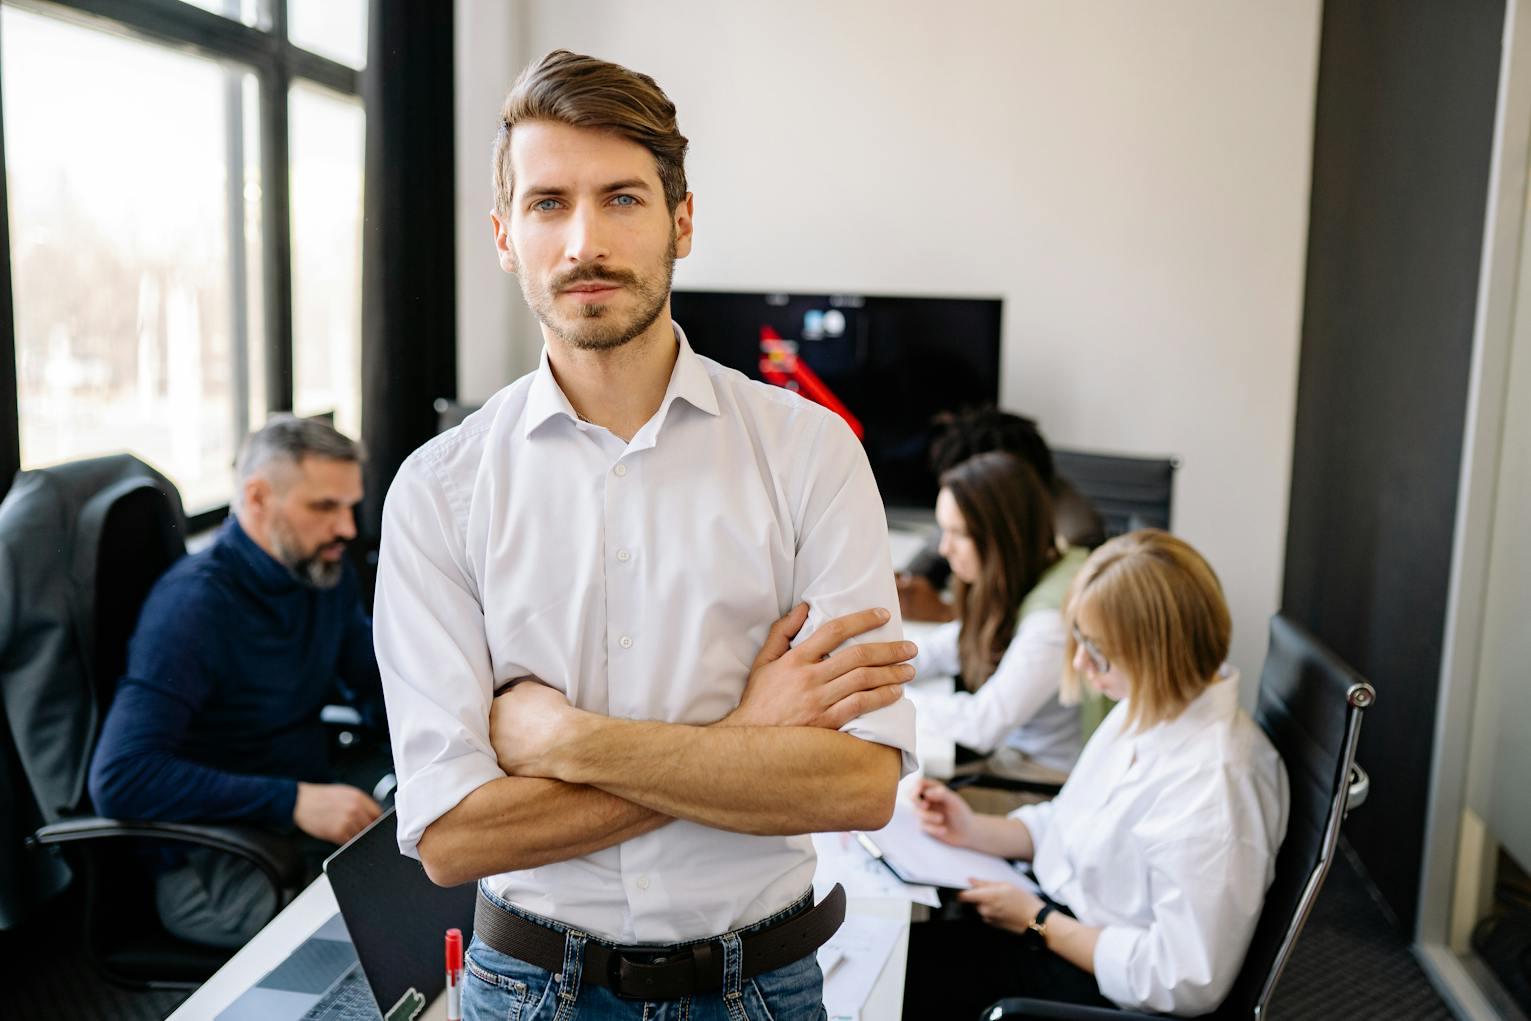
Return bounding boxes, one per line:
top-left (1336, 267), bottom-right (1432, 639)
top-left (853, 799), bottom-right (1039, 892)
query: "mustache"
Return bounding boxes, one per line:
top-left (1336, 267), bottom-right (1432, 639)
top-left (553, 264), bottom-right (638, 292)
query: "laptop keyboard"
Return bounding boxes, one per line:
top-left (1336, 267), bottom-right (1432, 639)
top-left (302, 970), bottom-right (378, 1021)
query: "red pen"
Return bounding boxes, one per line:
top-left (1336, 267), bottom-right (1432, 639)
top-left (445, 927), bottom-right (463, 1021)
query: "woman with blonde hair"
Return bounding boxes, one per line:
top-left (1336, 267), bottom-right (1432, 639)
top-left (906, 451), bottom-right (1093, 775)
top-left (904, 530), bottom-right (1289, 1017)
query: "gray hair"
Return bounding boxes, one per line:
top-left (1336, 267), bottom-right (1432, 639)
top-left (234, 414), bottom-right (364, 506)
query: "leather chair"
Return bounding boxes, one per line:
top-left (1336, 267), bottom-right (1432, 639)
top-left (982, 614), bottom-right (1375, 1020)
top-left (1051, 449), bottom-right (1178, 540)
top-left (3, 456), bottom-right (302, 988)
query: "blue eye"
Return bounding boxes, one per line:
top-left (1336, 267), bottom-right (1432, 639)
top-left (533, 198), bottom-right (560, 212)
top-left (612, 194), bottom-right (638, 206)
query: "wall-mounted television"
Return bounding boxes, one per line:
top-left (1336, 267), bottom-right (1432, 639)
top-left (669, 290), bottom-right (1002, 508)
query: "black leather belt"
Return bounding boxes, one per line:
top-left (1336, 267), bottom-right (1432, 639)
top-left (472, 884), bottom-right (846, 1001)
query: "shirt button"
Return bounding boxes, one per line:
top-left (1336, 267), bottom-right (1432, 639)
top-left (636, 875), bottom-right (650, 890)
top-left (619, 635), bottom-right (634, 649)
top-left (613, 463), bottom-right (628, 477)
top-left (616, 549), bottom-right (631, 563)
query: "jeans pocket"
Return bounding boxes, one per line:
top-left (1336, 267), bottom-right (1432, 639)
top-left (742, 952), bottom-right (827, 1021)
top-left (463, 940), bottom-right (550, 1021)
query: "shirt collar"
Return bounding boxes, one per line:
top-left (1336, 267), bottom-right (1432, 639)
top-left (522, 321), bottom-right (721, 441)
top-left (220, 516), bottom-right (303, 594)
top-left (1126, 664), bottom-right (1241, 761)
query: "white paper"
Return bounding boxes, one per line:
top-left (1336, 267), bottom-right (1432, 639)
top-left (818, 911), bottom-right (902, 1021)
top-left (859, 798), bottom-right (1039, 891)
top-left (812, 831), bottom-right (941, 908)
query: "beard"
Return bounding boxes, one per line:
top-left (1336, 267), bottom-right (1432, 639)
top-left (268, 516), bottom-right (346, 589)
top-left (517, 232), bottom-right (677, 352)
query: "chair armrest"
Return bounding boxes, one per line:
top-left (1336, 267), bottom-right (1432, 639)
top-left (1345, 764), bottom-right (1370, 813)
top-left (29, 817), bottom-right (306, 888)
top-left (983, 998), bottom-right (1159, 1020)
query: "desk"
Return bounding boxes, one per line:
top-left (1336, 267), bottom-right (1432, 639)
top-left (169, 875), bottom-right (912, 1021)
top-left (173, 523), bottom-right (949, 1021)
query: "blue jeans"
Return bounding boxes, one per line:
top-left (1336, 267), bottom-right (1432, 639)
top-left (463, 885), bottom-right (829, 1021)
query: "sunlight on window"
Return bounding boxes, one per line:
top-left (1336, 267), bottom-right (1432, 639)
top-left (289, 82), bottom-right (364, 441)
top-left (288, 0), bottom-right (367, 69)
top-left (2, 5), bottom-right (263, 513)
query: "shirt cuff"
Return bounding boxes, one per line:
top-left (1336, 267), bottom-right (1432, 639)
top-left (1092, 924), bottom-right (1148, 1009)
top-left (841, 697), bottom-right (918, 778)
top-left (1009, 799), bottom-right (1052, 849)
top-left (394, 753), bottom-right (507, 860)
top-left (256, 779), bottom-right (300, 831)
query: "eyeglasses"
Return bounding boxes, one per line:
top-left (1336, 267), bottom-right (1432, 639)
top-left (1072, 625), bottom-right (1111, 675)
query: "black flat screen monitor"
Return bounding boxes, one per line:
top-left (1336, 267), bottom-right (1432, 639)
top-left (670, 290), bottom-right (1002, 508)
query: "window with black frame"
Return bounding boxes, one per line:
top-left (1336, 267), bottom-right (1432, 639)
top-left (0, 0), bottom-right (366, 523)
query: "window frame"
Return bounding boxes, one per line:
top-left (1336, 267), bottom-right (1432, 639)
top-left (0, 0), bottom-right (365, 526)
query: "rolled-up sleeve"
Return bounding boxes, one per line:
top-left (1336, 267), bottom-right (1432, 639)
top-left (1009, 798), bottom-right (1054, 854)
top-left (789, 413), bottom-right (917, 776)
top-left (374, 453), bottom-right (505, 859)
top-left (1091, 833), bottom-right (1269, 1014)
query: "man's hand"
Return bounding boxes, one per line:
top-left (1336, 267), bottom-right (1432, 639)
top-left (293, 782), bottom-right (382, 845)
top-left (957, 880), bottom-right (1046, 935)
top-left (723, 605), bottom-right (917, 729)
top-left (489, 679), bottom-right (581, 777)
top-left (912, 777), bottom-right (978, 847)
top-left (896, 572), bottom-right (956, 623)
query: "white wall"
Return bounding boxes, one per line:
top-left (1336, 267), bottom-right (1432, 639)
top-left (454, 0), bottom-right (1322, 685)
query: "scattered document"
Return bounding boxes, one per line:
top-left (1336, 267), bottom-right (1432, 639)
top-left (819, 911), bottom-right (902, 1021)
top-left (857, 798), bottom-right (1039, 891)
top-left (812, 831), bottom-right (940, 908)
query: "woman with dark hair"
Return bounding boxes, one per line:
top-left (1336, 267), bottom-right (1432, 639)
top-left (899, 405), bottom-right (1103, 623)
top-left (907, 450), bottom-right (1091, 773)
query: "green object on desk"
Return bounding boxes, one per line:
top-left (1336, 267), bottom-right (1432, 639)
top-left (386, 987), bottom-right (425, 1021)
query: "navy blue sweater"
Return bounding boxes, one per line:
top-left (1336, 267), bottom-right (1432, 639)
top-left (88, 518), bottom-right (381, 830)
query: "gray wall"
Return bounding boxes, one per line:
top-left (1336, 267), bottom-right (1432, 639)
top-left (1283, 0), bottom-right (1506, 931)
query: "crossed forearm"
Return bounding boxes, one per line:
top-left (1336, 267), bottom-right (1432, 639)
top-left (523, 715), bottom-right (901, 835)
top-left (416, 775), bottom-right (668, 886)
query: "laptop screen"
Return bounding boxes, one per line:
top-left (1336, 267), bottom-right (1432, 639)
top-left (324, 808), bottom-right (477, 1017)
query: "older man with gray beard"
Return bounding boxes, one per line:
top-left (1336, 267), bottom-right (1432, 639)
top-left (89, 415), bottom-right (387, 949)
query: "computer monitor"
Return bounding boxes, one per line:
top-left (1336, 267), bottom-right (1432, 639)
top-left (669, 290), bottom-right (1003, 509)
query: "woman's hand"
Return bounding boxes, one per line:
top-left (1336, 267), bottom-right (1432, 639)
top-left (957, 881), bottom-right (1046, 936)
top-left (912, 777), bottom-right (977, 847)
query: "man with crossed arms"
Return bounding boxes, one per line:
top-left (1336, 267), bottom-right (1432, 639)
top-left (374, 50), bottom-right (916, 1019)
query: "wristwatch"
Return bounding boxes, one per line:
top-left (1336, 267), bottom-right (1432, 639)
top-left (1027, 902), bottom-right (1057, 944)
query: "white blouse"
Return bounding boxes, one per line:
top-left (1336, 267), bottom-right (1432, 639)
top-left (907, 611), bottom-right (1081, 771)
top-left (1013, 670), bottom-right (1289, 1015)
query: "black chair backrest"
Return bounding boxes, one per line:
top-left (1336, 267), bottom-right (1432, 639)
top-left (91, 485), bottom-right (187, 722)
top-left (1220, 614), bottom-right (1374, 1019)
top-left (1051, 449), bottom-right (1177, 538)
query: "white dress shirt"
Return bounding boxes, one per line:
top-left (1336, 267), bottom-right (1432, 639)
top-left (1013, 669), bottom-right (1288, 1015)
top-left (373, 324), bottom-right (916, 944)
top-left (906, 611), bottom-right (1081, 770)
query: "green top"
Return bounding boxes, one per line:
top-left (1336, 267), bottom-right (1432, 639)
top-left (1017, 546), bottom-right (1114, 743)
top-left (1018, 545), bottom-right (1089, 617)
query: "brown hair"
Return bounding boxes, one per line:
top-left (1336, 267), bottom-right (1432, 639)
top-left (942, 452), bottom-right (1059, 690)
top-left (493, 50), bottom-right (689, 217)
top-left (1061, 529), bottom-right (1231, 731)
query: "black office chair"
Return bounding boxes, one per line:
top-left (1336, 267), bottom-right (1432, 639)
top-left (1052, 450), bottom-right (1178, 539)
top-left (11, 457), bottom-right (303, 989)
top-left (982, 614), bottom-right (1375, 1020)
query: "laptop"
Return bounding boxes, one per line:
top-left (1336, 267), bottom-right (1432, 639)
top-left (215, 809), bottom-right (477, 1021)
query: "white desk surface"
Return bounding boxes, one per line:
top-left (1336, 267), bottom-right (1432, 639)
top-left (170, 877), bottom-right (911, 1021)
top-left (172, 521), bottom-right (950, 1021)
